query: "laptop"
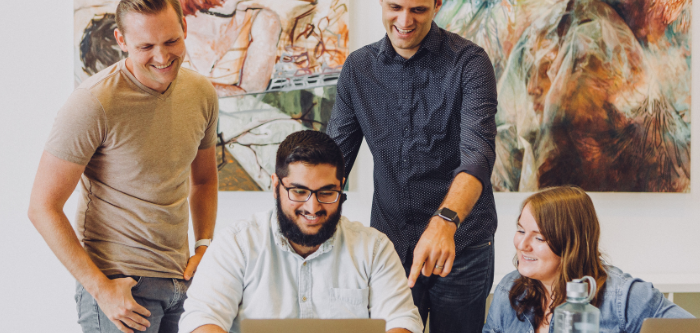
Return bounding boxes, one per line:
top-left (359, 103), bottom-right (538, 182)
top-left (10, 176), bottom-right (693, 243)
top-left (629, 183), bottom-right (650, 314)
top-left (639, 318), bottom-right (700, 333)
top-left (241, 319), bottom-right (386, 333)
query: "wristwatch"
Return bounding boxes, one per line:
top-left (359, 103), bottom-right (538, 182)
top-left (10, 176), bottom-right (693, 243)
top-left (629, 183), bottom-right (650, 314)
top-left (194, 238), bottom-right (212, 249)
top-left (433, 207), bottom-right (461, 228)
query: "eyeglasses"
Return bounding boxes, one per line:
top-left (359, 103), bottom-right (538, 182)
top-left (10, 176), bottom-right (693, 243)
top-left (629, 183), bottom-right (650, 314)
top-left (280, 184), bottom-right (342, 204)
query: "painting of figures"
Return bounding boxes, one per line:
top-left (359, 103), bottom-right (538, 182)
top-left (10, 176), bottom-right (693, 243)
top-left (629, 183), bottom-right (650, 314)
top-left (436, 0), bottom-right (691, 192)
top-left (74, 0), bottom-right (349, 190)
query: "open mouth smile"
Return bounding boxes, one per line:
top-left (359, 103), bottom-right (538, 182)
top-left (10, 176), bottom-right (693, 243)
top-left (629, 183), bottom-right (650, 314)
top-left (152, 59), bottom-right (174, 70)
top-left (394, 26), bottom-right (415, 35)
top-left (297, 211), bottom-right (326, 226)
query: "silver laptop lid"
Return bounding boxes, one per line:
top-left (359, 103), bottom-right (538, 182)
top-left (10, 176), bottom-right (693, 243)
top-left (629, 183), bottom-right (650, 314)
top-left (241, 319), bottom-right (386, 333)
top-left (639, 318), bottom-right (700, 333)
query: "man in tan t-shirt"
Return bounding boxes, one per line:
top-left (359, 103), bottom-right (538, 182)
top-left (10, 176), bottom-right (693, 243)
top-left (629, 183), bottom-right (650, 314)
top-left (28, 1), bottom-right (218, 333)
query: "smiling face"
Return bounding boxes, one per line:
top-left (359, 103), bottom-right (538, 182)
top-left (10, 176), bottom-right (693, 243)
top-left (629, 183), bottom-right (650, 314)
top-left (114, 4), bottom-right (187, 93)
top-left (514, 204), bottom-right (561, 288)
top-left (379, 0), bottom-right (442, 59)
top-left (272, 162), bottom-right (343, 254)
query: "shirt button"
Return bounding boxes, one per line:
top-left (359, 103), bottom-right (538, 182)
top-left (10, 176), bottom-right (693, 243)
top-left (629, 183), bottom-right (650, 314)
top-left (302, 296), bottom-right (307, 302)
top-left (303, 262), bottom-right (307, 266)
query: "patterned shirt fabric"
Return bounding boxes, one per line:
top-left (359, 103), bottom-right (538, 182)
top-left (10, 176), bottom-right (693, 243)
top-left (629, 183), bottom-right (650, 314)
top-left (178, 210), bottom-right (423, 333)
top-left (327, 22), bottom-right (498, 262)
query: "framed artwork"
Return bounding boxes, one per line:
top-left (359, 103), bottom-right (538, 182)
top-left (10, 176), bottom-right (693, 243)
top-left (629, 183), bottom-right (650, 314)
top-left (437, 0), bottom-right (691, 192)
top-left (74, 0), bottom-right (349, 191)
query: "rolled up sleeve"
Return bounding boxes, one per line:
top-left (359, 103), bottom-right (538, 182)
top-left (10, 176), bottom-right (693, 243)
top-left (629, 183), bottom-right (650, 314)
top-left (179, 230), bottom-right (246, 333)
top-left (454, 48), bottom-right (498, 187)
top-left (367, 235), bottom-right (423, 333)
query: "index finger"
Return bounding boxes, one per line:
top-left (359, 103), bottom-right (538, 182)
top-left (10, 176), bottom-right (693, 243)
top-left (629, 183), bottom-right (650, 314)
top-left (407, 261), bottom-right (423, 288)
top-left (123, 310), bottom-right (151, 331)
top-left (184, 254), bottom-right (204, 280)
top-left (111, 318), bottom-right (133, 333)
top-left (129, 301), bottom-right (152, 318)
top-left (184, 264), bottom-right (195, 281)
top-left (121, 316), bottom-right (149, 332)
top-left (407, 250), bottom-right (428, 288)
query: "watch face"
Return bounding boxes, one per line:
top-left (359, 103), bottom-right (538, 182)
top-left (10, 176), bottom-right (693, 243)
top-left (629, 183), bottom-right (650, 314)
top-left (439, 208), bottom-right (458, 222)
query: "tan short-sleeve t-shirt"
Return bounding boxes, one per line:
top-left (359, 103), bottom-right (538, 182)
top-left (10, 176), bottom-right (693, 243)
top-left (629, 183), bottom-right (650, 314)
top-left (45, 59), bottom-right (218, 278)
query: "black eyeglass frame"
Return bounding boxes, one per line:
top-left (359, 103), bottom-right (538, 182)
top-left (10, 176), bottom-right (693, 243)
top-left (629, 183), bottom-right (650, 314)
top-left (280, 184), bottom-right (343, 204)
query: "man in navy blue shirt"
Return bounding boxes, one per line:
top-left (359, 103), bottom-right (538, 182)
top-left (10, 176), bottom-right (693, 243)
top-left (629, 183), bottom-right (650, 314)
top-left (327, 0), bottom-right (498, 332)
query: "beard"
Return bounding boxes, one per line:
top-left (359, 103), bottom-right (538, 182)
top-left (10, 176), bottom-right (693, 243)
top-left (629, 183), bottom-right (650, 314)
top-left (275, 187), bottom-right (342, 248)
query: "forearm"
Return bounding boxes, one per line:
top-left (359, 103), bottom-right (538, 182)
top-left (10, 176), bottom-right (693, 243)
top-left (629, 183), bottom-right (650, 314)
top-left (191, 324), bottom-right (227, 333)
top-left (387, 329), bottom-right (411, 333)
top-left (189, 180), bottom-right (217, 241)
top-left (189, 146), bottom-right (218, 241)
top-left (410, 170), bottom-right (485, 283)
top-left (28, 151), bottom-right (110, 298)
top-left (439, 172), bottom-right (483, 223)
top-left (28, 207), bottom-right (109, 296)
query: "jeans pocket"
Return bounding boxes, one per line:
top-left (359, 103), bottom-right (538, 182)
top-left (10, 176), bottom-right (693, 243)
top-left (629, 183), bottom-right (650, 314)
top-left (75, 282), bottom-right (101, 332)
top-left (131, 276), bottom-right (145, 291)
top-left (465, 240), bottom-right (493, 250)
top-left (75, 282), bottom-right (84, 318)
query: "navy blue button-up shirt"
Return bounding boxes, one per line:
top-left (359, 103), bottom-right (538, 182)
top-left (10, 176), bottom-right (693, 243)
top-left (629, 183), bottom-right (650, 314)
top-left (327, 22), bottom-right (498, 262)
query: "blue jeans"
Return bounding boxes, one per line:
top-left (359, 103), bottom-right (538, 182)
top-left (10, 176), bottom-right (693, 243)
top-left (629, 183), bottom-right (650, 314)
top-left (404, 237), bottom-right (495, 333)
top-left (75, 275), bottom-right (191, 333)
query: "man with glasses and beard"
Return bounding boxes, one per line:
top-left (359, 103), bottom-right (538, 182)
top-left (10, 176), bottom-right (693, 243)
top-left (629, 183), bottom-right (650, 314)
top-left (178, 130), bottom-right (423, 333)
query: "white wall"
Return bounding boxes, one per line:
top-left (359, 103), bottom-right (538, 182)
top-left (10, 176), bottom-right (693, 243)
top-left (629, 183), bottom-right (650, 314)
top-left (0, 0), bottom-right (697, 331)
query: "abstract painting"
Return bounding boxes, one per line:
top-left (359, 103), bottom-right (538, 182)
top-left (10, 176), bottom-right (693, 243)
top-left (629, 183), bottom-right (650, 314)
top-left (74, 0), bottom-right (349, 190)
top-left (436, 0), bottom-right (691, 192)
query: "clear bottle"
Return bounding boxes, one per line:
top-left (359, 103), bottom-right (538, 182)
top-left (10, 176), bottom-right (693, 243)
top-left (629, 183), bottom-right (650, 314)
top-left (552, 276), bottom-right (600, 333)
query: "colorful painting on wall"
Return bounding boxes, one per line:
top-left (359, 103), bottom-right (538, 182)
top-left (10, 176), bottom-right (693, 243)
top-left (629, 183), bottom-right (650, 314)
top-left (74, 0), bottom-right (349, 190)
top-left (436, 0), bottom-right (691, 192)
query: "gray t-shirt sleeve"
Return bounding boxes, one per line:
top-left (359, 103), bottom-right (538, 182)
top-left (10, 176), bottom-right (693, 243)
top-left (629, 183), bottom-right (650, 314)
top-left (44, 88), bottom-right (106, 165)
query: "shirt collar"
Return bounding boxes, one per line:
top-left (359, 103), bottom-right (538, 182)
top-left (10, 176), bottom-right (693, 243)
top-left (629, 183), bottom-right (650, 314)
top-left (422, 21), bottom-right (442, 54)
top-left (378, 21), bottom-right (442, 59)
top-left (271, 209), bottom-right (338, 259)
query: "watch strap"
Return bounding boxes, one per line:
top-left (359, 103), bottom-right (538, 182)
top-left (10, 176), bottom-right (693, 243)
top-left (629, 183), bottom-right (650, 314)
top-left (433, 208), bottom-right (462, 228)
top-left (194, 238), bottom-right (212, 248)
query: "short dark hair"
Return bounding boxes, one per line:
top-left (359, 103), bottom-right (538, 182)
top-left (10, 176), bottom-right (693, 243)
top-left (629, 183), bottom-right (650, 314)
top-left (116, 0), bottom-right (184, 35)
top-left (275, 130), bottom-right (345, 183)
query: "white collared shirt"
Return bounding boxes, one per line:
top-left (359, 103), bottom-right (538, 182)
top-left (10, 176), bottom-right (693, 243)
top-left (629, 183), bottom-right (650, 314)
top-left (179, 209), bottom-right (423, 333)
